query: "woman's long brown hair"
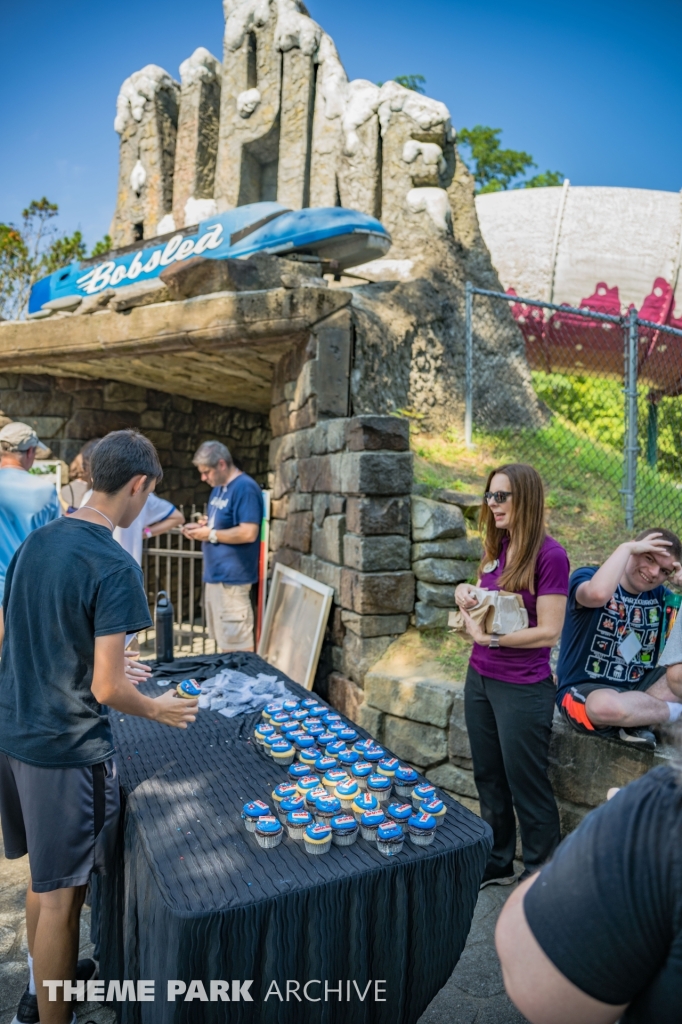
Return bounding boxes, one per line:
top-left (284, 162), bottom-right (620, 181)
top-left (479, 463), bottom-right (546, 595)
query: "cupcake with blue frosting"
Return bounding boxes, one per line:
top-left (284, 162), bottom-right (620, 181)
top-left (298, 746), bottom-right (321, 768)
top-left (330, 813), bottom-right (359, 846)
top-left (364, 746), bottom-right (385, 764)
top-left (306, 785), bottom-right (328, 811)
top-left (241, 800), bottom-right (270, 833)
top-left (367, 773), bottom-right (392, 804)
top-left (303, 822), bottom-right (332, 855)
top-left (323, 768), bottom-right (349, 792)
top-left (351, 761), bottom-right (373, 791)
top-left (394, 765), bottom-right (419, 798)
top-left (271, 740), bottom-right (295, 766)
top-left (306, 722), bottom-right (326, 739)
top-left (291, 709), bottom-right (309, 724)
top-left (376, 821), bottom-right (404, 857)
top-left (325, 740), bottom-right (348, 760)
top-left (296, 774), bottom-right (322, 799)
top-left (386, 801), bottom-right (413, 832)
top-left (294, 734), bottom-right (316, 752)
top-left (329, 721), bottom-right (346, 736)
top-left (315, 793), bottom-right (342, 824)
top-left (412, 783), bottom-right (436, 810)
top-left (318, 730), bottom-right (336, 747)
top-left (288, 762), bottom-right (311, 782)
top-left (255, 723), bottom-right (275, 746)
top-left (335, 779), bottom-right (360, 811)
top-left (323, 711), bottom-right (342, 725)
top-left (262, 702), bottom-right (282, 723)
top-left (408, 811), bottom-right (437, 846)
top-left (351, 791), bottom-right (378, 821)
top-left (377, 757), bottom-right (399, 779)
top-left (315, 754), bottom-right (337, 775)
top-left (272, 782), bottom-right (297, 809)
top-left (279, 794), bottom-right (305, 822)
top-left (263, 733), bottom-right (280, 756)
top-left (271, 711), bottom-right (291, 730)
top-left (283, 698), bottom-right (300, 713)
top-left (308, 705), bottom-right (327, 720)
top-left (286, 809), bottom-right (313, 841)
top-left (338, 727), bottom-right (358, 744)
top-left (255, 815), bottom-right (283, 849)
top-left (301, 697), bottom-right (319, 710)
top-left (420, 798), bottom-right (447, 827)
top-left (338, 749), bottom-right (360, 771)
top-left (353, 738), bottom-right (370, 755)
top-left (359, 808), bottom-right (386, 841)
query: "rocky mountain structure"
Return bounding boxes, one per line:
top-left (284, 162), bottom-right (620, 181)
top-left (107, 0), bottom-right (540, 430)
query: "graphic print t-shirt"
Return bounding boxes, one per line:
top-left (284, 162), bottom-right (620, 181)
top-left (556, 566), bottom-right (666, 703)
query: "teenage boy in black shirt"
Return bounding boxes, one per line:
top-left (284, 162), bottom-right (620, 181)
top-left (496, 765), bottom-right (682, 1023)
top-left (0, 430), bottom-right (198, 1024)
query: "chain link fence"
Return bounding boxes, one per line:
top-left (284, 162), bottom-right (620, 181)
top-left (465, 285), bottom-right (682, 534)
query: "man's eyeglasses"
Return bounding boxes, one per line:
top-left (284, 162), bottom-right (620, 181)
top-left (484, 491), bottom-right (512, 504)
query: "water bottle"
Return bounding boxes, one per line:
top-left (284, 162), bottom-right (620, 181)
top-left (155, 590), bottom-right (174, 663)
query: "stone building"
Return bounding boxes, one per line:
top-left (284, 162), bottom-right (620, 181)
top-left (0, 0), bottom-right (541, 686)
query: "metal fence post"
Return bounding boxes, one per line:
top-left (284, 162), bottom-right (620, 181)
top-left (465, 281), bottom-right (473, 448)
top-left (623, 306), bottom-right (639, 530)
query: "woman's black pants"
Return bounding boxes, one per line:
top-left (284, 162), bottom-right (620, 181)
top-left (464, 665), bottom-right (560, 873)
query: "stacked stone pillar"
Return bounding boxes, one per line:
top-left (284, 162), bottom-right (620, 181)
top-left (268, 310), bottom-right (415, 701)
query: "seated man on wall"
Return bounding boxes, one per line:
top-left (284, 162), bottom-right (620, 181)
top-left (556, 529), bottom-right (682, 751)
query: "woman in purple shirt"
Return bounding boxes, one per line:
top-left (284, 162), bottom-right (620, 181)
top-left (455, 463), bottom-right (569, 888)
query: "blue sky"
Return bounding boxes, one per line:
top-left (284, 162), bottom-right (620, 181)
top-left (1, 0), bottom-right (681, 249)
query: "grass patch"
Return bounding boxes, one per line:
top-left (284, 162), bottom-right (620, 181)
top-left (420, 629), bottom-right (474, 678)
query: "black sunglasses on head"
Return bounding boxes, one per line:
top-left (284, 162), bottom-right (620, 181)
top-left (484, 490), bottom-right (512, 504)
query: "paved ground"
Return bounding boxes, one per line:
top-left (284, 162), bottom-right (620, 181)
top-left (1, 839), bottom-right (524, 1024)
top-left (418, 883), bottom-right (527, 1024)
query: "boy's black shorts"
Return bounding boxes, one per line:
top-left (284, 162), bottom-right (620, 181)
top-left (558, 666), bottom-right (667, 736)
top-left (0, 753), bottom-right (120, 892)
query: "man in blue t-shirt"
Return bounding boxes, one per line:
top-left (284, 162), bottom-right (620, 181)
top-left (556, 528), bottom-right (682, 750)
top-left (0, 421), bottom-right (59, 604)
top-left (184, 440), bottom-right (263, 652)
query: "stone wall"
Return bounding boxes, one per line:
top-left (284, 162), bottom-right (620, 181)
top-left (0, 373), bottom-right (270, 509)
top-left (266, 308), bottom-right (416, 696)
top-left (354, 655), bottom-right (678, 836)
top-left (411, 489), bottom-right (483, 629)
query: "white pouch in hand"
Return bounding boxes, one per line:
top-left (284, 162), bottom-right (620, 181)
top-left (449, 588), bottom-right (529, 635)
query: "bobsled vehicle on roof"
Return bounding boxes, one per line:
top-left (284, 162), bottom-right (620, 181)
top-left (28, 202), bottom-right (391, 314)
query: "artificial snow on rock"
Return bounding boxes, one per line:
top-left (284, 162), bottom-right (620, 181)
top-left (184, 197), bottom-right (219, 225)
top-left (342, 80), bottom-right (380, 156)
top-left (351, 259), bottom-right (415, 283)
top-left (402, 140), bottom-right (446, 173)
top-left (179, 47), bottom-right (221, 87)
top-left (114, 65), bottom-right (179, 133)
top-left (130, 160), bottom-right (147, 194)
top-left (156, 214), bottom-right (177, 235)
top-left (377, 80), bottom-right (450, 135)
top-left (406, 188), bottom-right (452, 233)
top-left (223, 0), bottom-right (271, 51)
top-left (237, 88), bottom-right (261, 118)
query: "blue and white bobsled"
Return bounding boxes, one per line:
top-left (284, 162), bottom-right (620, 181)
top-left (28, 203), bottom-right (391, 314)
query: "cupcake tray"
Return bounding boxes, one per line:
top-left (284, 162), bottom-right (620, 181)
top-left (94, 651), bottom-right (491, 1024)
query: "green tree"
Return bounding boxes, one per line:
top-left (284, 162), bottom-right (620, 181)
top-left (458, 125), bottom-right (563, 194)
top-left (90, 234), bottom-right (112, 258)
top-left (393, 74), bottom-right (426, 94)
top-left (377, 74), bottom-right (427, 93)
top-left (0, 199), bottom-right (110, 320)
top-left (523, 170), bottom-right (564, 189)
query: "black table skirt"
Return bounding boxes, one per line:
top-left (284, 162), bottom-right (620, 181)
top-left (94, 654), bottom-right (491, 1024)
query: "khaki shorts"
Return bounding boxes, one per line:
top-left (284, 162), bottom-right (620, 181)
top-left (204, 582), bottom-right (254, 651)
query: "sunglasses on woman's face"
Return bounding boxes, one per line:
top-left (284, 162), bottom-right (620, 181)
top-left (484, 491), bottom-right (512, 504)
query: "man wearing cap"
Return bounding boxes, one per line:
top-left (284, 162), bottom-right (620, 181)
top-left (0, 422), bottom-right (60, 606)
